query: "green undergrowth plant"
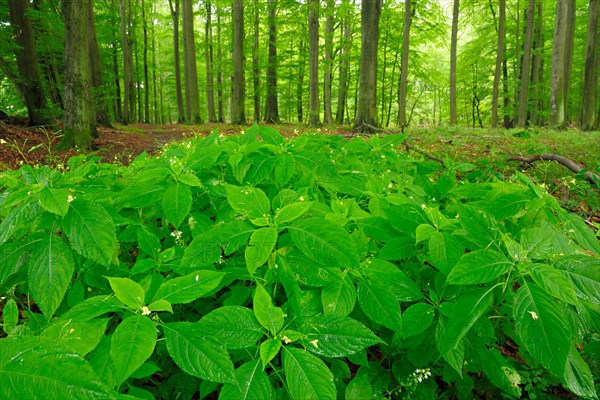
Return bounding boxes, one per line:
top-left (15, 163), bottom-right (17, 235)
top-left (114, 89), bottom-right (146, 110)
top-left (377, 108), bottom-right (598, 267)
top-left (0, 124), bottom-right (598, 399)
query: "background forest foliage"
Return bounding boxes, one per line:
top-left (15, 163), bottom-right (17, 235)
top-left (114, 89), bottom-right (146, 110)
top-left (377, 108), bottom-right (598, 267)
top-left (0, 0), bottom-right (599, 139)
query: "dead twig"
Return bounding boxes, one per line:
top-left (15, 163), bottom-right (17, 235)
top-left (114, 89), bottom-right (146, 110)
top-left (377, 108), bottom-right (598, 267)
top-left (508, 154), bottom-right (600, 185)
top-left (403, 139), bottom-right (445, 167)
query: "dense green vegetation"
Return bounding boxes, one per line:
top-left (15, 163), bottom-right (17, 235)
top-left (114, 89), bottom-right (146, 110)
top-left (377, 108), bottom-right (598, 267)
top-left (1, 126), bottom-right (598, 399)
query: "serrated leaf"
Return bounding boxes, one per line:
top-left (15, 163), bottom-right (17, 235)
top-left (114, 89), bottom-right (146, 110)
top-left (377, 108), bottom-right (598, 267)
top-left (2, 299), bottom-right (18, 334)
top-left (457, 205), bottom-right (500, 249)
top-left (283, 347), bottom-right (336, 400)
top-left (63, 199), bottom-right (118, 267)
top-left (253, 284), bottom-right (284, 335)
top-left (274, 202), bottom-right (312, 225)
top-left (153, 270), bottom-right (225, 304)
top-left (289, 219), bottom-right (359, 268)
top-left (198, 306), bottom-right (264, 349)
top-left (260, 339), bottom-right (282, 369)
top-left (137, 226), bottom-right (161, 259)
top-left (110, 315), bottom-right (157, 387)
top-left (357, 280), bottom-right (402, 330)
top-left (436, 289), bottom-right (493, 356)
top-left (181, 231), bottom-right (222, 269)
top-left (88, 334), bottom-right (116, 389)
top-left (529, 264), bottom-right (577, 305)
top-left (361, 258), bottom-right (423, 302)
top-left (226, 185), bottom-right (271, 219)
top-left (177, 173), bottom-right (203, 187)
top-left (162, 182), bottom-right (193, 228)
top-left (514, 283), bottom-right (570, 378)
top-left (28, 234), bottom-right (74, 316)
top-left (40, 318), bottom-right (108, 356)
top-left (38, 187), bottom-right (69, 217)
top-left (322, 275), bottom-right (356, 316)
top-left (401, 303), bottom-right (435, 339)
top-left (300, 314), bottom-right (381, 358)
top-left (378, 236), bottom-right (417, 261)
top-left (147, 299), bottom-right (172, 313)
top-left (163, 322), bottom-right (236, 384)
top-left (114, 183), bottom-right (165, 209)
top-left (428, 232), bottom-right (463, 275)
top-left (0, 337), bottom-right (114, 399)
top-left (563, 346), bottom-right (597, 399)
top-left (447, 249), bottom-right (513, 285)
top-left (245, 227), bottom-right (277, 275)
top-left (386, 203), bottom-right (428, 237)
top-left (106, 277), bottom-right (145, 310)
top-left (219, 359), bottom-right (275, 400)
top-left (345, 375), bottom-right (372, 400)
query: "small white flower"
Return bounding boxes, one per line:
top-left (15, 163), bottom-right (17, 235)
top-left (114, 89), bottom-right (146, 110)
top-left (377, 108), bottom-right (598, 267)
top-left (388, 183), bottom-right (393, 189)
top-left (282, 336), bottom-right (291, 344)
top-left (528, 311), bottom-right (539, 320)
top-left (141, 306), bottom-right (151, 315)
top-left (421, 204), bottom-right (426, 210)
top-left (299, 196), bottom-right (305, 201)
top-left (310, 339), bottom-right (319, 348)
top-left (0, 139), bottom-right (7, 144)
top-left (195, 275), bottom-right (199, 282)
top-left (67, 195), bottom-right (74, 203)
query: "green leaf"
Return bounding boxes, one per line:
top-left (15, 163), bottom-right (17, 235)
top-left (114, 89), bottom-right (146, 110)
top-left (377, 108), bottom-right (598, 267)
top-left (2, 299), bottom-right (18, 334)
top-left (38, 187), bottom-right (69, 217)
top-left (181, 231), bottom-right (223, 269)
top-left (457, 205), bottom-right (500, 249)
top-left (28, 234), bottom-right (74, 316)
top-left (378, 236), bottom-right (417, 261)
top-left (147, 299), bottom-right (172, 313)
top-left (226, 185), bottom-right (271, 219)
top-left (561, 212), bottom-right (600, 255)
top-left (253, 284), bottom-right (284, 335)
top-left (245, 227), bottom-right (277, 275)
top-left (322, 275), bottom-right (356, 316)
top-left (110, 315), bottom-right (157, 387)
top-left (529, 264), bottom-right (577, 305)
top-left (260, 125), bottom-right (285, 146)
top-left (219, 359), bottom-right (275, 400)
top-left (521, 227), bottom-right (553, 259)
top-left (401, 303), bottom-right (435, 339)
top-left (260, 339), bottom-right (282, 369)
top-left (163, 322), bottom-right (236, 384)
top-left (447, 249), bottom-right (513, 285)
top-left (289, 219), bottom-right (360, 268)
top-left (137, 226), bottom-right (161, 259)
top-left (513, 283), bottom-right (570, 378)
top-left (386, 203), bottom-right (428, 237)
top-left (357, 280), bottom-right (402, 330)
top-left (301, 314), bottom-right (382, 358)
top-left (88, 334), bottom-right (116, 389)
top-left (40, 318), bottom-right (108, 356)
top-left (177, 172), bottom-right (203, 187)
top-left (274, 202), bottom-right (312, 225)
top-left (283, 347), bottom-right (336, 400)
top-left (63, 199), bottom-right (118, 267)
top-left (428, 232), bottom-right (463, 275)
top-left (361, 258), bottom-right (423, 302)
top-left (475, 191), bottom-right (531, 220)
top-left (436, 289), bottom-right (493, 356)
top-left (198, 306), bottom-right (264, 349)
top-left (0, 337), bottom-right (114, 399)
top-left (345, 375), bottom-right (373, 400)
top-left (153, 270), bottom-right (225, 304)
top-left (563, 346), bottom-right (597, 399)
top-left (106, 277), bottom-right (145, 310)
top-left (162, 182), bottom-right (193, 228)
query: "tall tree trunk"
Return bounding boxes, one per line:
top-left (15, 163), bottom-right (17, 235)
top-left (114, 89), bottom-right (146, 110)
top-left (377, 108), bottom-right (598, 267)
top-left (231, 0), bottom-right (246, 124)
top-left (252, 0), bottom-right (260, 122)
top-left (308, 0), bottom-right (321, 127)
top-left (297, 39), bottom-right (306, 123)
top-left (530, 1), bottom-right (543, 126)
top-left (216, 3), bottom-right (224, 122)
top-left (59, 0), bottom-right (93, 149)
top-left (354, 0), bottom-right (382, 130)
top-left (7, 0), bottom-right (52, 126)
top-left (563, 0), bottom-right (576, 123)
top-left (264, 0), bottom-right (280, 123)
top-left (141, 0), bottom-right (150, 123)
top-left (582, 0), bottom-right (600, 130)
top-left (205, 0), bottom-right (217, 122)
top-left (168, 0), bottom-right (185, 123)
top-left (111, 2), bottom-right (122, 123)
top-left (323, 0), bottom-right (334, 124)
top-left (88, 0), bottom-right (109, 134)
top-left (517, 0), bottom-right (536, 128)
top-left (449, 0), bottom-right (460, 125)
top-left (398, 0), bottom-right (412, 127)
top-left (120, 0), bottom-right (134, 125)
top-left (491, 0), bottom-right (505, 128)
top-left (182, 0), bottom-right (201, 123)
top-left (386, 43), bottom-right (400, 127)
top-left (152, 9), bottom-right (159, 124)
top-left (379, 14), bottom-right (389, 124)
top-left (335, 2), bottom-right (352, 124)
top-left (550, 0), bottom-right (570, 127)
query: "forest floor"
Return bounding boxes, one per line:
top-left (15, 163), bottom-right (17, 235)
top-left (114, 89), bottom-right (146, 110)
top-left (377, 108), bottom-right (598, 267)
top-left (1, 117), bottom-right (599, 219)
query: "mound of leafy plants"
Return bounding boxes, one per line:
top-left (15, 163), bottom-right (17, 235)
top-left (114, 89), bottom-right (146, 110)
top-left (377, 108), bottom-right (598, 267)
top-left (0, 125), bottom-right (598, 399)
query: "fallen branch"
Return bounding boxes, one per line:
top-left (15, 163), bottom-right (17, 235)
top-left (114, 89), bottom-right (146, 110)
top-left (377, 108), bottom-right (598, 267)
top-left (403, 140), bottom-right (445, 167)
top-left (508, 154), bottom-right (600, 185)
